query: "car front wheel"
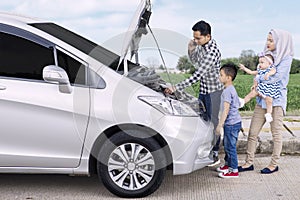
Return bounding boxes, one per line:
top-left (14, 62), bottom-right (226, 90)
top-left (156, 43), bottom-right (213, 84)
top-left (97, 131), bottom-right (167, 198)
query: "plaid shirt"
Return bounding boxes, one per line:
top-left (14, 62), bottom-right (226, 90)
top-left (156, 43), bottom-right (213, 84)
top-left (175, 39), bottom-right (224, 94)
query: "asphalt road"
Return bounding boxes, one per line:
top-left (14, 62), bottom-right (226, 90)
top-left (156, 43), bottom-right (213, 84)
top-left (1, 154), bottom-right (299, 200)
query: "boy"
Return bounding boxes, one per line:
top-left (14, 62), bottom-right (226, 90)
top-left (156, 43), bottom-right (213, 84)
top-left (216, 64), bottom-right (242, 178)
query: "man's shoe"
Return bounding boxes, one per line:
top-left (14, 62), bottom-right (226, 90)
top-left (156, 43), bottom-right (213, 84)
top-left (238, 165), bottom-right (254, 172)
top-left (216, 165), bottom-right (229, 173)
top-left (218, 171), bottom-right (239, 179)
top-left (261, 166), bottom-right (279, 174)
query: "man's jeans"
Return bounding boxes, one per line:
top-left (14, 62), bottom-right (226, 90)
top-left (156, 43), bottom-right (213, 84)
top-left (198, 90), bottom-right (222, 152)
top-left (224, 121), bottom-right (242, 170)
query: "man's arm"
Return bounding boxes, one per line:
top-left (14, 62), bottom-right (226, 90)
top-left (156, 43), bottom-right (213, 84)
top-left (188, 40), bottom-right (198, 64)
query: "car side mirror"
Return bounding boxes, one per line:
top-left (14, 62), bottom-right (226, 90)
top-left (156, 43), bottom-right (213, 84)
top-left (43, 65), bottom-right (72, 93)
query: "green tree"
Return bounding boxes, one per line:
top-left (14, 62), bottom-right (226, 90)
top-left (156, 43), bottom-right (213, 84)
top-left (176, 55), bottom-right (194, 73)
top-left (291, 58), bottom-right (300, 74)
top-left (221, 57), bottom-right (239, 66)
top-left (239, 49), bottom-right (258, 72)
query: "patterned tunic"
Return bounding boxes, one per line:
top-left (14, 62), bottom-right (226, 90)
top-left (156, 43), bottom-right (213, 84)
top-left (175, 39), bottom-right (223, 94)
top-left (256, 67), bottom-right (280, 99)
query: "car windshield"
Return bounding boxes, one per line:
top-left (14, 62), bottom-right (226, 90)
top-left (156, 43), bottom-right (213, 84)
top-left (30, 23), bottom-right (121, 70)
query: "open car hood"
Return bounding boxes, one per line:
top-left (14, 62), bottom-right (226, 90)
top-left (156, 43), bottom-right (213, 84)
top-left (118, 0), bottom-right (151, 75)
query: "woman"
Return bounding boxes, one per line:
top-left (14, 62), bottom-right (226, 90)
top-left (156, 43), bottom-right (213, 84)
top-left (238, 29), bottom-right (294, 174)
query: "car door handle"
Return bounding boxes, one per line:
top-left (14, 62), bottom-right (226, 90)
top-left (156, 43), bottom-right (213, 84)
top-left (0, 85), bottom-right (6, 90)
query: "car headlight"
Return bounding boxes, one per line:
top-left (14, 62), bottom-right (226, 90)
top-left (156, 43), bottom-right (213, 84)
top-left (138, 96), bottom-right (198, 116)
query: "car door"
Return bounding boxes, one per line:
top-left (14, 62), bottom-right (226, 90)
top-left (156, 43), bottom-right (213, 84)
top-left (0, 27), bottom-right (89, 168)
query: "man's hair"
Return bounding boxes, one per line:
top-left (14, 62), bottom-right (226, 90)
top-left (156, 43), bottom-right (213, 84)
top-left (220, 63), bottom-right (238, 81)
top-left (192, 20), bottom-right (211, 36)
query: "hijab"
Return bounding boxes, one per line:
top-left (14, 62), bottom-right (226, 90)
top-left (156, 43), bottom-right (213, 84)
top-left (264, 29), bottom-right (294, 66)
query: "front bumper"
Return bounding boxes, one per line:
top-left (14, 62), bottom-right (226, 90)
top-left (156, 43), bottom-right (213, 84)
top-left (153, 115), bottom-right (214, 175)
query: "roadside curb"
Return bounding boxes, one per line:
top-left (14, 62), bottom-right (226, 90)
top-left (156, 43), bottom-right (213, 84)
top-left (237, 134), bottom-right (300, 155)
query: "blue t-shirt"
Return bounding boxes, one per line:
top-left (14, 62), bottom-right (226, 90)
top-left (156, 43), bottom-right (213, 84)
top-left (221, 85), bottom-right (241, 125)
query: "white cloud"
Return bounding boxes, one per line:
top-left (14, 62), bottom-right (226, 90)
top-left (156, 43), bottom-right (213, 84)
top-left (10, 0), bottom-right (140, 18)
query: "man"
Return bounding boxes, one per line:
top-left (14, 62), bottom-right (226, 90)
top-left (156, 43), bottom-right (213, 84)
top-left (165, 20), bottom-right (223, 165)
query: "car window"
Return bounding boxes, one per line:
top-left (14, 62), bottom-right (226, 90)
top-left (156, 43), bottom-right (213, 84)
top-left (57, 49), bottom-right (86, 85)
top-left (0, 32), bottom-right (54, 80)
top-left (0, 31), bottom-right (87, 85)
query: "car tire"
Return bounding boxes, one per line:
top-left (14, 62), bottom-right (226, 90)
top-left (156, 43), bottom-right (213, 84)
top-left (97, 130), bottom-right (167, 198)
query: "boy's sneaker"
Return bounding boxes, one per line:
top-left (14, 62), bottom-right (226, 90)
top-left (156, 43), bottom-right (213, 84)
top-left (208, 152), bottom-right (220, 167)
top-left (218, 171), bottom-right (239, 179)
top-left (216, 165), bottom-right (229, 173)
top-left (265, 113), bottom-right (273, 123)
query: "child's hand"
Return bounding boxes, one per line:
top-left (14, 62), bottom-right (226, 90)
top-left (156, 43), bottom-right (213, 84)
top-left (264, 74), bottom-right (270, 80)
top-left (264, 68), bottom-right (276, 80)
top-left (269, 68), bottom-right (276, 76)
top-left (239, 64), bottom-right (246, 71)
top-left (215, 124), bottom-right (222, 136)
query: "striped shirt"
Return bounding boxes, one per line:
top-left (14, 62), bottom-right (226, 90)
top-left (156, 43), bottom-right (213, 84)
top-left (175, 39), bottom-right (224, 94)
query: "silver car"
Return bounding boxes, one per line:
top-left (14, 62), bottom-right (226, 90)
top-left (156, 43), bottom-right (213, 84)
top-left (0, 0), bottom-right (214, 198)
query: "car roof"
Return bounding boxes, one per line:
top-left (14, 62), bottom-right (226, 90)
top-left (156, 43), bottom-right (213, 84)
top-left (0, 12), bottom-right (44, 24)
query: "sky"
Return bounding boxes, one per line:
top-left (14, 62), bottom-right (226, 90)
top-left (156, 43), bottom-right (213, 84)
top-left (1, 0), bottom-right (299, 67)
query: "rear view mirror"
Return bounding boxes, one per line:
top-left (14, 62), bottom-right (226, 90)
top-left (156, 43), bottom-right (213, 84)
top-left (43, 65), bottom-right (72, 93)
